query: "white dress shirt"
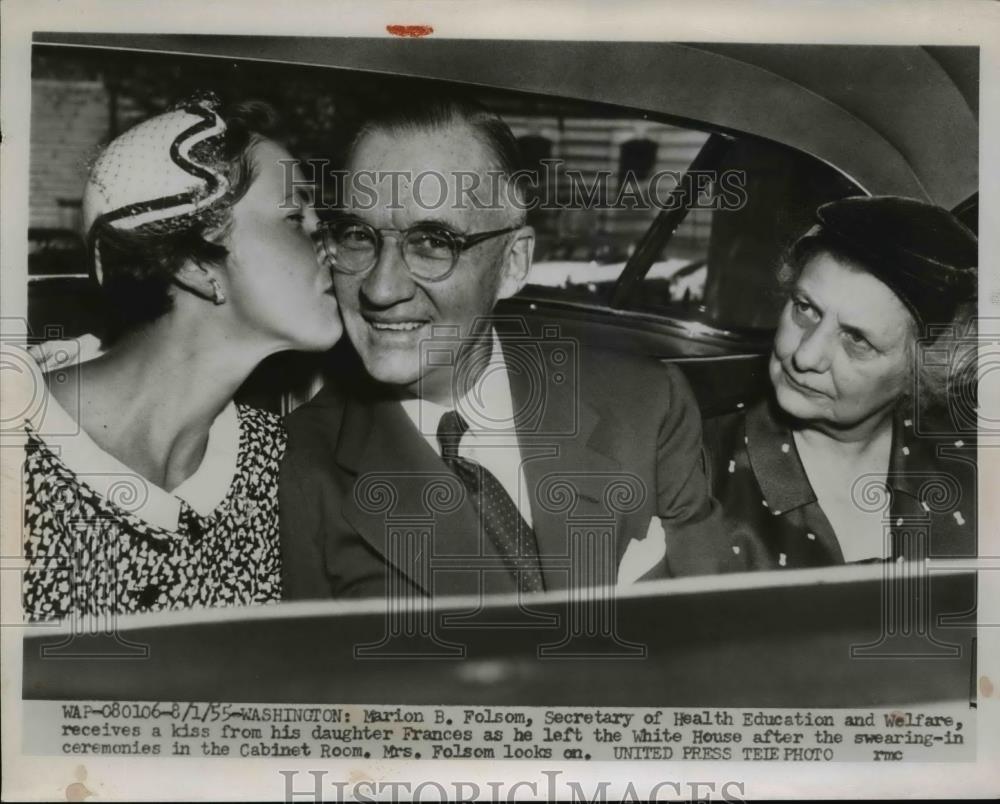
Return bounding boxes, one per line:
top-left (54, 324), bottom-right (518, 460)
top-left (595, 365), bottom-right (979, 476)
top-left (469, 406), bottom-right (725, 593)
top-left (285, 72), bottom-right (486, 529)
top-left (399, 332), bottom-right (533, 527)
top-left (397, 332), bottom-right (668, 586)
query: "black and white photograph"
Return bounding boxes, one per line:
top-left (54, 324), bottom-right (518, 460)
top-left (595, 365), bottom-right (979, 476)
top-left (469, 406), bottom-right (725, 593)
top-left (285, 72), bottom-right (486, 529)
top-left (1, 1), bottom-right (998, 800)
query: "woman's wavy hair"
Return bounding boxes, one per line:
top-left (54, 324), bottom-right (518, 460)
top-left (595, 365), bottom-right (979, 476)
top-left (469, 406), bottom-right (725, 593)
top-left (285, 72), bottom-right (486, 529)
top-left (91, 100), bottom-right (286, 345)
top-left (777, 234), bottom-right (978, 415)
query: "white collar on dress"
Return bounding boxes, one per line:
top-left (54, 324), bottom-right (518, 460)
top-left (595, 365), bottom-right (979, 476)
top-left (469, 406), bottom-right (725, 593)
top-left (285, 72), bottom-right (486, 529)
top-left (27, 374), bottom-right (240, 531)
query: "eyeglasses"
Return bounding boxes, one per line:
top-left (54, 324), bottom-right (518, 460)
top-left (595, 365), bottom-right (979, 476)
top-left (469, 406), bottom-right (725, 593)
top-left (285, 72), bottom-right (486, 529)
top-left (317, 217), bottom-right (522, 282)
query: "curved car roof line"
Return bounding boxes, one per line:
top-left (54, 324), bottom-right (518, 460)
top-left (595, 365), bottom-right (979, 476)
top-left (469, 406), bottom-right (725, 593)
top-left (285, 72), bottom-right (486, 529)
top-left (693, 43), bottom-right (977, 207)
top-left (672, 43), bottom-right (931, 201)
top-left (33, 34), bottom-right (977, 207)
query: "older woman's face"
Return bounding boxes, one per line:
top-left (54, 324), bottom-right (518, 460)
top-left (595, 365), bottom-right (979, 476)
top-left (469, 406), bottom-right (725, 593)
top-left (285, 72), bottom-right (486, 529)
top-left (222, 139), bottom-right (342, 352)
top-left (769, 251), bottom-right (914, 431)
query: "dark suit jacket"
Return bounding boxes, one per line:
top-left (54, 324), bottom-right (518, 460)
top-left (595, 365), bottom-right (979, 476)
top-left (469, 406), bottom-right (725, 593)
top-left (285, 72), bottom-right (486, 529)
top-left (280, 328), bottom-right (729, 600)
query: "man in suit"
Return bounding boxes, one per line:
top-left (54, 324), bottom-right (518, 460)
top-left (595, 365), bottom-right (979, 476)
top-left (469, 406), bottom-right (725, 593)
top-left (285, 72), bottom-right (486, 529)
top-left (280, 96), bottom-right (730, 600)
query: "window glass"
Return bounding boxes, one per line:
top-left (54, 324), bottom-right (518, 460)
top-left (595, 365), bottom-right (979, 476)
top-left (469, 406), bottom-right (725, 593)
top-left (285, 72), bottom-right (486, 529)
top-left (505, 114), bottom-right (857, 332)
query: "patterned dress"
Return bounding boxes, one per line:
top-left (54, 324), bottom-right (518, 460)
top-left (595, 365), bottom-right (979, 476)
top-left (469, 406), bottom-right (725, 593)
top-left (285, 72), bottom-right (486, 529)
top-left (702, 395), bottom-right (977, 569)
top-left (23, 404), bottom-right (285, 622)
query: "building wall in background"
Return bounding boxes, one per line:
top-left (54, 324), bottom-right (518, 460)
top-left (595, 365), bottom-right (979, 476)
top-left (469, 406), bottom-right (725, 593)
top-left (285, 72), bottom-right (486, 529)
top-left (507, 115), bottom-right (712, 257)
top-left (29, 79), bottom-right (110, 232)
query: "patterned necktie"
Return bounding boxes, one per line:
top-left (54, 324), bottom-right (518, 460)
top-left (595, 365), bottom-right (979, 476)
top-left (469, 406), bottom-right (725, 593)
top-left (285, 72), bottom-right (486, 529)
top-left (437, 409), bottom-right (545, 593)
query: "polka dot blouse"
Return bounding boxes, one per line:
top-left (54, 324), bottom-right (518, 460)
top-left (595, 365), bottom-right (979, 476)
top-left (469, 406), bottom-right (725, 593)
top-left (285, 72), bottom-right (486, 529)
top-left (702, 396), bottom-right (976, 570)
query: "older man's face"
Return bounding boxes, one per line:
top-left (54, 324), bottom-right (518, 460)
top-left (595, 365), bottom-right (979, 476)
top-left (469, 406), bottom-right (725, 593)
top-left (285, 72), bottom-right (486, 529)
top-left (335, 123), bottom-right (532, 402)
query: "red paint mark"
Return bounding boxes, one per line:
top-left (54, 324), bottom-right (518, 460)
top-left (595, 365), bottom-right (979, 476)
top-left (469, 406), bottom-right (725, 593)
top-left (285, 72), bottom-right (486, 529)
top-left (387, 24), bottom-right (434, 38)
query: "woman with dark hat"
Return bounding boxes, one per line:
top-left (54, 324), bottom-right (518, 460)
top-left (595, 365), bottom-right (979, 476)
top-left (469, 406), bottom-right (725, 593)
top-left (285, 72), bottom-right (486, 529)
top-left (16, 95), bottom-right (343, 620)
top-left (703, 196), bottom-right (978, 568)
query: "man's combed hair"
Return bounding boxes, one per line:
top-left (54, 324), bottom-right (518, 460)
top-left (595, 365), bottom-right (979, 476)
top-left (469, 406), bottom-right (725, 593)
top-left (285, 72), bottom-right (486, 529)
top-left (351, 92), bottom-right (526, 209)
top-left (93, 100), bottom-right (286, 345)
top-left (354, 93), bottom-right (521, 175)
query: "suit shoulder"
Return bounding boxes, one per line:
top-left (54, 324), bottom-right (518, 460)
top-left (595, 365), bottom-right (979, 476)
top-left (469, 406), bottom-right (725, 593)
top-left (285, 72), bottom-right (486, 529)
top-left (284, 383), bottom-right (347, 440)
top-left (579, 345), bottom-right (690, 397)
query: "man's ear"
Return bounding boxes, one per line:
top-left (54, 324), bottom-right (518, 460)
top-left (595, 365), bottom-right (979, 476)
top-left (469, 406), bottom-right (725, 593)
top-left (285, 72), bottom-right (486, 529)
top-left (173, 262), bottom-right (222, 303)
top-left (496, 225), bottom-right (534, 300)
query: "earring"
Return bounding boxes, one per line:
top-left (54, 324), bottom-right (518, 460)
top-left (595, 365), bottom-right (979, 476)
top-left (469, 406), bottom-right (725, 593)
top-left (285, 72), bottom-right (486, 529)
top-left (209, 277), bottom-right (226, 305)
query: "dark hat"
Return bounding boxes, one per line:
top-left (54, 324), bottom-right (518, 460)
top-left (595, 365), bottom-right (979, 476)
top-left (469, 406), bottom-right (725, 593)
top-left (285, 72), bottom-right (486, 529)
top-left (792, 196), bottom-right (977, 329)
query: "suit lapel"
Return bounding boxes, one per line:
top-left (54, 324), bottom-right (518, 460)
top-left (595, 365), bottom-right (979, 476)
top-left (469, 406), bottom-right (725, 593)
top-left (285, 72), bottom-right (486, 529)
top-left (501, 334), bottom-right (622, 591)
top-left (336, 326), bottom-right (627, 596)
top-left (337, 394), bottom-right (488, 596)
